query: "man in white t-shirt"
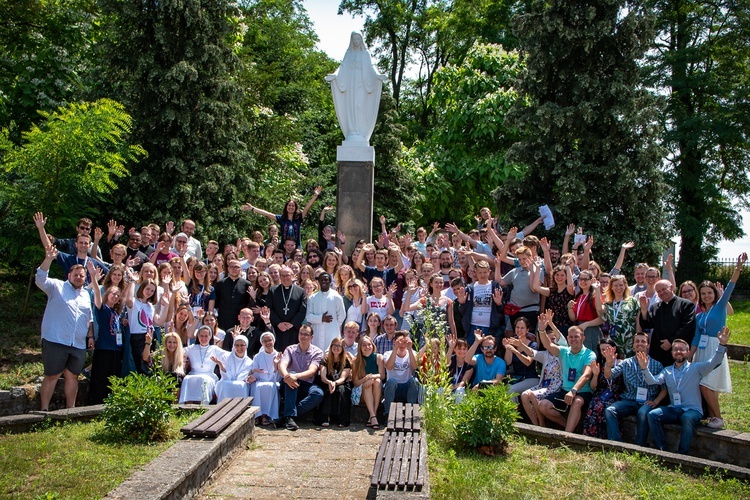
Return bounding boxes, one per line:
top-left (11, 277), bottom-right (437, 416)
top-left (383, 330), bottom-right (420, 415)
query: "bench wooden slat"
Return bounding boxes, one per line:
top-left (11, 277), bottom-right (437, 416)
top-left (388, 432), bottom-right (405, 488)
top-left (396, 403), bottom-right (405, 431)
top-left (387, 403), bottom-right (397, 430)
top-left (405, 403), bottom-right (413, 432)
top-left (381, 431), bottom-right (398, 489)
top-left (398, 433), bottom-right (414, 489)
top-left (181, 397), bottom-right (253, 437)
top-left (371, 432), bottom-right (391, 488)
top-left (180, 397), bottom-right (235, 434)
top-left (199, 397), bottom-right (252, 437)
top-left (407, 432), bottom-right (421, 488)
top-left (415, 431), bottom-right (427, 489)
top-left (413, 405), bottom-right (422, 432)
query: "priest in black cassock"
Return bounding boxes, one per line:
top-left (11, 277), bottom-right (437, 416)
top-left (270, 266), bottom-right (307, 352)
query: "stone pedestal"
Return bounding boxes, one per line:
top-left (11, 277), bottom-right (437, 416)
top-left (337, 145), bottom-right (374, 248)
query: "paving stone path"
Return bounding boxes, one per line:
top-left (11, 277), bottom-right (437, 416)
top-left (201, 422), bottom-right (383, 499)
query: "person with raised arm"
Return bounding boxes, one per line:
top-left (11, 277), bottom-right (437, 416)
top-left (637, 327), bottom-right (731, 453)
top-left (567, 270), bottom-right (605, 352)
top-left (35, 246), bottom-right (94, 410)
top-left (602, 332), bottom-right (667, 446)
top-left (536, 325), bottom-right (596, 433)
top-left (383, 330), bottom-right (420, 415)
top-left (690, 252), bottom-right (747, 429)
top-left (456, 260), bottom-right (504, 346)
top-left (242, 186), bottom-right (322, 249)
top-left (464, 329), bottom-right (506, 388)
top-left (519, 311), bottom-right (564, 427)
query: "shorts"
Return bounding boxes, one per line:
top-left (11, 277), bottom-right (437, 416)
top-left (42, 339), bottom-right (87, 376)
top-left (543, 389), bottom-right (593, 415)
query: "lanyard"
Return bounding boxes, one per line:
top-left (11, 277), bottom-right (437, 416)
top-left (611, 300), bottom-right (623, 323)
top-left (576, 293), bottom-right (590, 318)
top-left (699, 305), bottom-right (713, 334)
top-left (672, 364), bottom-right (686, 392)
top-left (454, 362), bottom-right (466, 385)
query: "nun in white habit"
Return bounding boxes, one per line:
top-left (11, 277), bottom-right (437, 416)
top-left (249, 331), bottom-right (281, 425)
top-left (212, 335), bottom-right (253, 402)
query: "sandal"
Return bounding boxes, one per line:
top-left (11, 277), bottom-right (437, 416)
top-left (370, 416), bottom-right (380, 430)
top-left (261, 416), bottom-right (272, 426)
top-left (366, 415), bottom-right (375, 428)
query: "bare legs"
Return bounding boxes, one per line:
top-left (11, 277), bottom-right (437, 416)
top-left (40, 369), bottom-right (79, 410)
top-left (537, 397), bottom-right (585, 432)
top-left (700, 385), bottom-right (722, 419)
top-left (362, 379), bottom-right (382, 420)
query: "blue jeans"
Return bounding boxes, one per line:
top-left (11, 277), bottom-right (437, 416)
top-left (605, 399), bottom-right (654, 446)
top-left (283, 380), bottom-right (324, 418)
top-left (383, 377), bottom-right (420, 415)
top-left (467, 325), bottom-right (493, 347)
top-left (647, 406), bottom-right (702, 454)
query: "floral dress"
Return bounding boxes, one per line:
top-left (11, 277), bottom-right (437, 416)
top-left (604, 297), bottom-right (639, 358)
top-left (528, 350), bottom-right (562, 401)
top-left (547, 288), bottom-right (574, 331)
top-left (582, 367), bottom-right (624, 438)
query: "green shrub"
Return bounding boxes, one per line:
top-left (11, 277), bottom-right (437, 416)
top-left (452, 383), bottom-right (518, 453)
top-left (101, 373), bottom-right (177, 443)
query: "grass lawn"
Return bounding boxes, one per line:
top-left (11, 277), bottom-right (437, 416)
top-left (0, 415), bottom-right (196, 499)
top-left (726, 299), bottom-right (750, 347)
top-left (429, 437), bottom-right (750, 499)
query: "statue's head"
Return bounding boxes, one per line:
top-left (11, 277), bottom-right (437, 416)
top-left (350, 32), bottom-right (364, 50)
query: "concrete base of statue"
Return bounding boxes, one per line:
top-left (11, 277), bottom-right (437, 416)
top-left (337, 152), bottom-right (374, 247)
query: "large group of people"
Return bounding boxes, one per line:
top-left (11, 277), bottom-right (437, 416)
top-left (32, 194), bottom-right (745, 451)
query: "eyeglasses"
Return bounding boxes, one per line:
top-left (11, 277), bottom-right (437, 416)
top-left (78, 226), bottom-right (91, 231)
top-left (481, 345), bottom-right (495, 351)
top-left (579, 277), bottom-right (591, 282)
top-left (299, 332), bottom-right (312, 337)
top-left (331, 344), bottom-right (343, 349)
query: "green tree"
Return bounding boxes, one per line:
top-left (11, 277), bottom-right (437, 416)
top-left (97, 0), bottom-right (253, 243)
top-left (0, 98), bottom-right (144, 264)
top-left (647, 0), bottom-right (750, 281)
top-left (497, 0), bottom-right (667, 265)
top-left (407, 43), bottom-right (524, 225)
top-left (0, 0), bottom-right (98, 140)
top-left (238, 0), bottom-right (340, 235)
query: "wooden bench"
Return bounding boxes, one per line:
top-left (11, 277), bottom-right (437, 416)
top-left (371, 403), bottom-right (427, 493)
top-left (180, 396), bottom-right (253, 438)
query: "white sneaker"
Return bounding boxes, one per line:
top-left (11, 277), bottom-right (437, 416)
top-left (707, 417), bottom-right (725, 429)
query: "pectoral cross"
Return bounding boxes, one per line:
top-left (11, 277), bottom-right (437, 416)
top-left (283, 306), bottom-right (289, 315)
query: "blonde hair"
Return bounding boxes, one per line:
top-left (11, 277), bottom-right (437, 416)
top-left (161, 332), bottom-right (185, 376)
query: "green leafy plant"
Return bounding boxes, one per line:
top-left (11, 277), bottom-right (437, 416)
top-left (452, 383), bottom-right (518, 454)
top-left (101, 372), bottom-right (177, 443)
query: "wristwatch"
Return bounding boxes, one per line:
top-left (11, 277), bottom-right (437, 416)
top-left (570, 388), bottom-right (578, 395)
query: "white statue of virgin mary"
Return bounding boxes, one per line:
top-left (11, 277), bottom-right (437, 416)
top-left (325, 32), bottom-right (387, 146)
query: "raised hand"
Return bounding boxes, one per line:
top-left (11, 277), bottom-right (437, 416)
top-left (636, 351), bottom-right (648, 369)
top-left (433, 221), bottom-right (440, 231)
top-left (447, 333), bottom-right (457, 349)
top-left (492, 288), bottom-right (503, 305)
top-left (589, 360), bottom-right (600, 378)
top-left (665, 253), bottom-right (674, 271)
top-left (248, 286), bottom-right (257, 300)
top-left (387, 282), bottom-right (397, 297)
top-left (165, 221), bottom-right (175, 235)
top-left (539, 237), bottom-right (551, 252)
top-left (622, 241), bottom-right (635, 250)
top-left (260, 306), bottom-right (271, 322)
top-left (33, 212), bottom-right (47, 228)
top-left (445, 222), bottom-right (459, 234)
top-left (337, 230), bottom-right (346, 243)
top-left (93, 227), bottom-right (103, 241)
top-left (314, 185), bottom-right (322, 197)
top-left (108, 220), bottom-right (117, 236)
top-left (380, 214), bottom-right (386, 224)
top-left (738, 252), bottom-right (748, 266)
top-left (638, 295), bottom-right (649, 309)
top-left (474, 329), bottom-right (484, 344)
top-left (565, 223), bottom-right (576, 236)
top-left (322, 205), bottom-right (333, 213)
top-left (601, 344), bottom-right (617, 364)
top-left (584, 235), bottom-right (594, 249)
top-left (45, 245), bottom-right (58, 261)
top-left (718, 326), bottom-right (731, 345)
top-left (537, 313), bottom-right (548, 332)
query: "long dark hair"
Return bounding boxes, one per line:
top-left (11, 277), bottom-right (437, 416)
top-left (597, 337), bottom-right (619, 365)
top-left (282, 199), bottom-right (302, 221)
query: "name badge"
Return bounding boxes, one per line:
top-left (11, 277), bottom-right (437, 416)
top-left (116, 333), bottom-right (123, 346)
top-left (636, 387), bottom-right (648, 403)
top-left (541, 378), bottom-right (551, 388)
top-left (568, 368), bottom-right (577, 382)
top-left (698, 335), bottom-right (708, 349)
top-left (673, 392), bottom-right (681, 407)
